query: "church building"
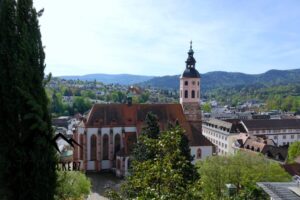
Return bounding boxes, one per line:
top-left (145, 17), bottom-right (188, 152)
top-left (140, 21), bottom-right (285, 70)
top-left (73, 42), bottom-right (214, 176)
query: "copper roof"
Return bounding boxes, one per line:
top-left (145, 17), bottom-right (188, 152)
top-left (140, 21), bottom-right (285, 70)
top-left (85, 103), bottom-right (212, 147)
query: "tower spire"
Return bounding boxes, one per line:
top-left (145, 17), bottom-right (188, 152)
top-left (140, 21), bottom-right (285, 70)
top-left (186, 41), bottom-right (196, 68)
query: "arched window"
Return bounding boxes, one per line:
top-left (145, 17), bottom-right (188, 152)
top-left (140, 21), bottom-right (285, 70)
top-left (114, 134), bottom-right (121, 158)
top-left (116, 159), bottom-right (121, 169)
top-left (184, 90), bottom-right (188, 98)
top-left (191, 90), bottom-right (195, 98)
top-left (197, 148), bottom-right (202, 159)
top-left (90, 135), bottom-right (97, 161)
top-left (80, 135), bottom-right (84, 160)
top-left (184, 81), bottom-right (188, 86)
top-left (128, 159), bottom-right (131, 170)
top-left (103, 135), bottom-right (109, 160)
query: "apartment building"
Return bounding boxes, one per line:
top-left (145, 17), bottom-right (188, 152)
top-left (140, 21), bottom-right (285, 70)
top-left (202, 119), bottom-right (246, 155)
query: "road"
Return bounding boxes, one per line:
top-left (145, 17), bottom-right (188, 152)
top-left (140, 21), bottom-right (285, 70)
top-left (86, 172), bottom-right (122, 200)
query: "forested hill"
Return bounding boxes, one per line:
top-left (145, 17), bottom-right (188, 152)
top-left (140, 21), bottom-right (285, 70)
top-left (140, 69), bottom-right (300, 92)
top-left (59, 74), bottom-right (154, 85)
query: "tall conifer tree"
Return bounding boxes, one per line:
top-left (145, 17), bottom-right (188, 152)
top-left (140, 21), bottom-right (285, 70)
top-left (0, 0), bottom-right (57, 199)
top-left (0, 0), bottom-right (19, 198)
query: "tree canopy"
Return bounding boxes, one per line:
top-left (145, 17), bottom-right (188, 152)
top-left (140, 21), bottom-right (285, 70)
top-left (107, 125), bottom-right (198, 200)
top-left (288, 141), bottom-right (300, 163)
top-left (55, 171), bottom-right (91, 200)
top-left (197, 152), bottom-right (291, 199)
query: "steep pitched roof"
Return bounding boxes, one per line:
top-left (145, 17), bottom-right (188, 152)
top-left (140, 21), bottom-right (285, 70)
top-left (84, 103), bottom-right (212, 147)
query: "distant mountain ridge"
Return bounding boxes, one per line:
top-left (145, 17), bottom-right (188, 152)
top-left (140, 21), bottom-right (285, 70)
top-left (58, 69), bottom-right (300, 93)
top-left (141, 69), bottom-right (300, 93)
top-left (59, 73), bottom-right (155, 85)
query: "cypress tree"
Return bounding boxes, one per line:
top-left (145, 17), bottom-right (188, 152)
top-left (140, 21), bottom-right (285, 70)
top-left (178, 130), bottom-right (199, 183)
top-left (0, 0), bottom-right (19, 198)
top-left (143, 112), bottom-right (160, 139)
top-left (0, 0), bottom-right (57, 199)
top-left (132, 112), bottom-right (160, 162)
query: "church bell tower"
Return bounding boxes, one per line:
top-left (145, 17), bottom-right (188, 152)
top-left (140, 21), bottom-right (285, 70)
top-left (180, 41), bottom-right (202, 122)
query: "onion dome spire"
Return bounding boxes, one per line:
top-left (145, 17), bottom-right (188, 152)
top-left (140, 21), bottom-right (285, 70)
top-left (186, 40), bottom-right (196, 69)
top-left (181, 41), bottom-right (200, 78)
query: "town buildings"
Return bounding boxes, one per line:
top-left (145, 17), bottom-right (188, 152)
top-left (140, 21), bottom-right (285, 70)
top-left (241, 119), bottom-right (300, 146)
top-left (232, 133), bottom-right (288, 162)
top-left (73, 42), bottom-right (214, 176)
top-left (202, 118), bottom-right (300, 155)
top-left (202, 119), bottom-right (246, 155)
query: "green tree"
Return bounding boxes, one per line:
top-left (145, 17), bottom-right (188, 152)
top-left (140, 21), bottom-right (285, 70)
top-left (0, 0), bottom-right (57, 199)
top-left (73, 96), bottom-right (92, 114)
top-left (108, 126), bottom-right (198, 200)
top-left (139, 91), bottom-right (150, 103)
top-left (198, 152), bottom-right (291, 199)
top-left (51, 92), bottom-right (64, 115)
top-left (132, 112), bottom-right (160, 162)
top-left (202, 102), bottom-right (212, 113)
top-left (288, 141), bottom-right (300, 163)
top-left (55, 171), bottom-right (91, 200)
top-left (0, 0), bottom-right (19, 197)
top-left (81, 90), bottom-right (96, 99)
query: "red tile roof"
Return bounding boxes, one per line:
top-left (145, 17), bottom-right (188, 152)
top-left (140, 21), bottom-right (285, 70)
top-left (85, 103), bottom-right (213, 147)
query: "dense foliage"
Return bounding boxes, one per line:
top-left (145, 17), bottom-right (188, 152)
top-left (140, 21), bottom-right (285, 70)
top-left (55, 171), bottom-right (91, 200)
top-left (287, 141), bottom-right (300, 163)
top-left (0, 0), bottom-right (57, 199)
top-left (132, 112), bottom-right (160, 162)
top-left (205, 83), bottom-right (300, 111)
top-left (197, 152), bottom-right (291, 199)
top-left (107, 122), bottom-right (198, 199)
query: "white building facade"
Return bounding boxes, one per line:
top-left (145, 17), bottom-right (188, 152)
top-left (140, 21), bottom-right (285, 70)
top-left (241, 119), bottom-right (300, 146)
top-left (202, 119), bottom-right (245, 155)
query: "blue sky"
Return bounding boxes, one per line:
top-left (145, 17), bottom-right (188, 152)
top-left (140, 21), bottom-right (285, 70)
top-left (34, 0), bottom-right (300, 76)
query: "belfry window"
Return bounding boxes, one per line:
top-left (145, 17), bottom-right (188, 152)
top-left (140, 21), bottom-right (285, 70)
top-left (184, 90), bottom-right (188, 98)
top-left (192, 90), bottom-right (195, 98)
